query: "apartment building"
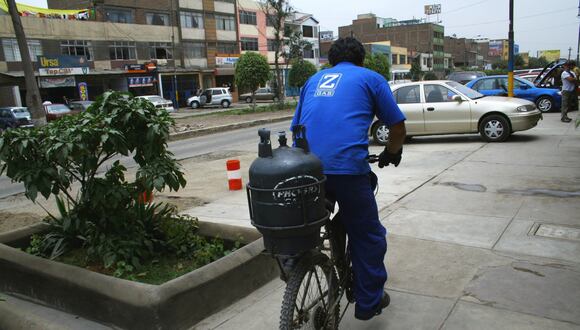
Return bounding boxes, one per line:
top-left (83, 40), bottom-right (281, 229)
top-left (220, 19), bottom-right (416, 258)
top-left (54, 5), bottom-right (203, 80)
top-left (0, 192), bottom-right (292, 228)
top-left (0, 0), bottom-right (240, 107)
top-left (339, 13), bottom-right (445, 76)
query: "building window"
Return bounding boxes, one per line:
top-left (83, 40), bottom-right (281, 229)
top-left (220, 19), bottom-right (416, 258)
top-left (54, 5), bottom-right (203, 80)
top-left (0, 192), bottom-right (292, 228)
top-left (2, 39), bottom-right (42, 62)
top-left (241, 37), bottom-right (258, 51)
top-left (303, 48), bottom-right (314, 58)
top-left (149, 42), bottom-right (173, 59)
top-left (302, 25), bottom-right (313, 38)
top-left (267, 39), bottom-right (279, 52)
top-left (266, 14), bottom-right (277, 27)
top-left (215, 15), bottom-right (235, 31)
top-left (239, 11), bottom-right (256, 25)
top-left (104, 8), bottom-right (134, 23)
top-left (399, 54), bottom-right (406, 64)
top-left (61, 40), bottom-right (92, 60)
top-left (217, 42), bottom-right (238, 54)
top-left (183, 42), bottom-right (206, 58)
top-left (146, 12), bottom-right (170, 26)
top-left (180, 11), bottom-right (204, 29)
top-left (109, 41), bottom-right (136, 60)
top-left (391, 54), bottom-right (397, 65)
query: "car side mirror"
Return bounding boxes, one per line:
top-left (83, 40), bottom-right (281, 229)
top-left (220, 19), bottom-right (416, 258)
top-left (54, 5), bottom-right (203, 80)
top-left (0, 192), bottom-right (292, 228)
top-left (452, 95), bottom-right (463, 102)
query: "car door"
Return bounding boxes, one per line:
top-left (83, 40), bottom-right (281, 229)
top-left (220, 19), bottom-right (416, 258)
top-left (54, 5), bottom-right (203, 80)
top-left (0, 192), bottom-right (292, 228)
top-left (392, 85), bottom-right (424, 134)
top-left (211, 89), bottom-right (223, 104)
top-left (500, 77), bottom-right (535, 102)
top-left (255, 88), bottom-right (266, 100)
top-left (471, 78), bottom-right (504, 96)
top-left (423, 83), bottom-right (471, 134)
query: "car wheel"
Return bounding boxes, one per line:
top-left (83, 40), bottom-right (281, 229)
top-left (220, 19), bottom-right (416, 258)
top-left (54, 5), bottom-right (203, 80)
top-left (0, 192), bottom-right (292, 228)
top-left (479, 115), bottom-right (511, 142)
top-left (221, 100), bottom-right (230, 108)
top-left (273, 96), bottom-right (279, 102)
top-left (190, 101), bottom-right (200, 109)
top-left (246, 97), bottom-right (252, 103)
top-left (371, 121), bottom-right (389, 146)
top-left (536, 96), bottom-right (554, 112)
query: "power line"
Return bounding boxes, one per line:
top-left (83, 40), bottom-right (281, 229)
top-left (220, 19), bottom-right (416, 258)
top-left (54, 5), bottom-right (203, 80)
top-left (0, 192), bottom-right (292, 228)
top-left (443, 0), bottom-right (490, 15)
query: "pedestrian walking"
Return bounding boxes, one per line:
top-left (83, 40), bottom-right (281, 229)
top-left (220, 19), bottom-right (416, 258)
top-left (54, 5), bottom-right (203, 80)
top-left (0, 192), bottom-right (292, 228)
top-left (560, 60), bottom-right (576, 122)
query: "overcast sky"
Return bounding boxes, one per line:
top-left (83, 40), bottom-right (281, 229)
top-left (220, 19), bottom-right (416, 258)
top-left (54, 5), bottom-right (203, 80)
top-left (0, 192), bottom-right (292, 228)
top-left (18, 0), bottom-right (580, 58)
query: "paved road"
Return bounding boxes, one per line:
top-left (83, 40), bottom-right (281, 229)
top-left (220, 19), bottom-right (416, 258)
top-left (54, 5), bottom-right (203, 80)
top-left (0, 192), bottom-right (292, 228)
top-left (0, 120), bottom-right (290, 199)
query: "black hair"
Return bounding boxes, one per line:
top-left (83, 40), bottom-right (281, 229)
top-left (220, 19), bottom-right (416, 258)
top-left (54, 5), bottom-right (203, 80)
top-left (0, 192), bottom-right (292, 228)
top-left (565, 60), bottom-right (576, 67)
top-left (328, 37), bottom-right (366, 66)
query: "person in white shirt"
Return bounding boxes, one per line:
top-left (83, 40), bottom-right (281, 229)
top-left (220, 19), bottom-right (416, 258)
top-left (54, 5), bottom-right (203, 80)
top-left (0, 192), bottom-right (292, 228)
top-left (560, 60), bottom-right (576, 123)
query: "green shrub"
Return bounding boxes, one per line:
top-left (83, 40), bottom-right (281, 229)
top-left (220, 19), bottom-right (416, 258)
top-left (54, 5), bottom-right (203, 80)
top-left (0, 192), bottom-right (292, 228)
top-left (0, 92), bottom-right (188, 274)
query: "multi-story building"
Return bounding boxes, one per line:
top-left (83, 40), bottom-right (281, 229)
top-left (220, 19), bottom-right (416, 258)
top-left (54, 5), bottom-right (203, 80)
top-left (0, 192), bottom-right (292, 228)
top-left (339, 13), bottom-right (445, 76)
top-left (0, 0), bottom-right (240, 107)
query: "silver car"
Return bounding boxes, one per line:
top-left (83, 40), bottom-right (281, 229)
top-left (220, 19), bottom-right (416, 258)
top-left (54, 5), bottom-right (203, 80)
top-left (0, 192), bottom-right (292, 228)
top-left (136, 95), bottom-right (175, 113)
top-left (187, 88), bottom-right (232, 109)
top-left (371, 80), bottom-right (542, 144)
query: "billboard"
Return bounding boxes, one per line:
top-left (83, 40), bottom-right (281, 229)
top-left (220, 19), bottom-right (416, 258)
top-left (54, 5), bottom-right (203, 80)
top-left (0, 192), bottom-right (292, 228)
top-left (488, 40), bottom-right (503, 57)
top-left (39, 76), bottom-right (76, 88)
top-left (424, 4), bottom-right (442, 15)
top-left (537, 50), bottom-right (560, 62)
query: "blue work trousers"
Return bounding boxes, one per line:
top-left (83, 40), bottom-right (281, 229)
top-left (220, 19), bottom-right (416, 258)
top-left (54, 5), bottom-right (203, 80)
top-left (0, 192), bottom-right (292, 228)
top-left (325, 173), bottom-right (387, 314)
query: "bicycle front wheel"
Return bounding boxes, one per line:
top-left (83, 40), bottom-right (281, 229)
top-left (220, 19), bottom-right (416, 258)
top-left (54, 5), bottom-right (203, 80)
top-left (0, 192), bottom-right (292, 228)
top-left (280, 252), bottom-right (339, 330)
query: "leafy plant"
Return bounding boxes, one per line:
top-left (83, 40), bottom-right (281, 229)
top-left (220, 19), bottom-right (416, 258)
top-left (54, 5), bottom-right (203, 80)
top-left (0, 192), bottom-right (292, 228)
top-left (235, 52), bottom-right (271, 110)
top-left (0, 92), bottom-right (187, 272)
top-left (423, 72), bottom-right (438, 80)
top-left (364, 53), bottom-right (390, 81)
top-left (288, 59), bottom-right (317, 88)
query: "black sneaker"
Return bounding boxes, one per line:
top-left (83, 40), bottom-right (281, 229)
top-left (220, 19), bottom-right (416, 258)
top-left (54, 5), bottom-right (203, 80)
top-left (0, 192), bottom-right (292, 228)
top-left (562, 117), bottom-right (572, 122)
top-left (354, 291), bottom-right (390, 320)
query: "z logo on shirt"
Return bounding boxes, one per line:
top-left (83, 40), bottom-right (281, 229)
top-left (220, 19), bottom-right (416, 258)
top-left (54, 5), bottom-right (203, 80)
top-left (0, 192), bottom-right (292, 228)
top-left (315, 73), bottom-right (342, 97)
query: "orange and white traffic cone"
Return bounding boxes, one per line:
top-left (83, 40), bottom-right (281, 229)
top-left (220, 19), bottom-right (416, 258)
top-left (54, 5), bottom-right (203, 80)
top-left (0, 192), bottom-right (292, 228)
top-left (226, 159), bottom-right (242, 190)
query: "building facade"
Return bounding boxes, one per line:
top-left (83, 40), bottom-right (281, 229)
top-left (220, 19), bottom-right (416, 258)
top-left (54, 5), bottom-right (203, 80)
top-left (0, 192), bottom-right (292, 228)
top-left (0, 0), bottom-right (240, 107)
top-left (339, 14), bottom-right (444, 76)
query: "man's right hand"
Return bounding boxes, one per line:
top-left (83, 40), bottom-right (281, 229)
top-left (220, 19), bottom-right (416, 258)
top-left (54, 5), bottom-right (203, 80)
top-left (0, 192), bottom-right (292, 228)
top-left (378, 147), bottom-right (402, 168)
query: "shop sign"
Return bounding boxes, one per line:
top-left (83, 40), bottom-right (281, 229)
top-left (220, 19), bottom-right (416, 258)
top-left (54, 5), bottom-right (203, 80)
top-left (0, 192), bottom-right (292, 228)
top-left (37, 55), bottom-right (89, 76)
top-left (216, 57), bottom-right (239, 66)
top-left (424, 4), bottom-right (441, 15)
top-left (128, 76), bottom-right (155, 87)
top-left (39, 76), bottom-right (76, 88)
top-left (124, 62), bottom-right (158, 73)
top-left (78, 82), bottom-right (89, 101)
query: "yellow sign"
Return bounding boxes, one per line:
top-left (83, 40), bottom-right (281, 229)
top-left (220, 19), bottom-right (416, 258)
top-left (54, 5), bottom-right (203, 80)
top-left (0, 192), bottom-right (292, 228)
top-left (537, 50), bottom-right (561, 62)
top-left (0, 0), bottom-right (91, 20)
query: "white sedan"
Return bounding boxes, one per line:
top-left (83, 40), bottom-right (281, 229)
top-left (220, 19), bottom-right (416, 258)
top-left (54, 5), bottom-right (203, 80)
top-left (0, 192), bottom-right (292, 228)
top-left (136, 95), bottom-right (175, 113)
top-left (372, 80), bottom-right (542, 144)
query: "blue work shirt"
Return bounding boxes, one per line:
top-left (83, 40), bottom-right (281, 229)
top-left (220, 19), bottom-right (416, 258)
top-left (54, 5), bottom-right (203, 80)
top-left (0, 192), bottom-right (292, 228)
top-left (291, 62), bottom-right (406, 175)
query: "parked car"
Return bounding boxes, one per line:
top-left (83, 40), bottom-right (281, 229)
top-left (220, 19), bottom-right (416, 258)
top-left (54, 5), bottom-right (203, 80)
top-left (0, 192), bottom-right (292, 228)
top-left (68, 100), bottom-right (94, 112)
top-left (136, 95), bottom-right (175, 112)
top-left (239, 88), bottom-right (279, 103)
top-left (466, 75), bottom-right (561, 112)
top-left (0, 107), bottom-right (34, 132)
top-left (447, 71), bottom-right (486, 84)
top-left (187, 88), bottom-right (232, 109)
top-left (371, 81), bottom-right (542, 144)
top-left (43, 103), bottom-right (75, 121)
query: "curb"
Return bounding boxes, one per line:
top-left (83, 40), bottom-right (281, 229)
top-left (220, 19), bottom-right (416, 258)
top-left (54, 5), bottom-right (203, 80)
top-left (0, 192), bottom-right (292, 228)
top-left (168, 115), bottom-right (294, 142)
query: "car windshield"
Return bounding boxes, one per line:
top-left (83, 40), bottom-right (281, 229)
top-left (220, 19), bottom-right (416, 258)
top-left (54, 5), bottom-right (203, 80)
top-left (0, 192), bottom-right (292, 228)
top-left (516, 77), bottom-right (535, 88)
top-left (46, 104), bottom-right (71, 113)
top-left (445, 81), bottom-right (485, 99)
top-left (10, 107), bottom-right (30, 118)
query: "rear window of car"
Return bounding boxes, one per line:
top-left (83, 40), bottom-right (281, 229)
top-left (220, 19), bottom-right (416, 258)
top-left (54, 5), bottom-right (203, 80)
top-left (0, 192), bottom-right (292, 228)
top-left (46, 105), bottom-right (70, 113)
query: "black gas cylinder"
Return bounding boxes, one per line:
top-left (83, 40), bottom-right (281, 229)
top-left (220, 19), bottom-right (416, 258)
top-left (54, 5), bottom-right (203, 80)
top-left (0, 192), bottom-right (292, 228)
top-left (247, 125), bottom-right (329, 255)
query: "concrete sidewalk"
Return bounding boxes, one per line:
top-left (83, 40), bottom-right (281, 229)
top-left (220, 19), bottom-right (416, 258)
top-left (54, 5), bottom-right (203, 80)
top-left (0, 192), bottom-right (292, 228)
top-left (189, 112), bottom-right (580, 329)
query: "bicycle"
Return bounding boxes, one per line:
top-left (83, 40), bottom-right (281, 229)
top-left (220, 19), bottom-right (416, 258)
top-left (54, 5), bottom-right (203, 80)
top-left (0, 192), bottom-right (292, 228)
top-left (275, 154), bottom-right (381, 330)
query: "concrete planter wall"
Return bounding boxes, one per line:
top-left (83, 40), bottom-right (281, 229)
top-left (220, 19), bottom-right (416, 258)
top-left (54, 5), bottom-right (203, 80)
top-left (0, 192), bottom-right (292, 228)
top-left (0, 222), bottom-right (278, 329)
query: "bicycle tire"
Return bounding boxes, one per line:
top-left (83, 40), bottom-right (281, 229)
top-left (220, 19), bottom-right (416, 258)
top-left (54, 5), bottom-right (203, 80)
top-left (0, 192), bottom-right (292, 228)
top-left (279, 252), bottom-right (340, 330)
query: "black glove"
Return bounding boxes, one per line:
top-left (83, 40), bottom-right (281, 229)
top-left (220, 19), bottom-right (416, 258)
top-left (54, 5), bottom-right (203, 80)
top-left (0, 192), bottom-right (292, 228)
top-left (378, 147), bottom-right (402, 168)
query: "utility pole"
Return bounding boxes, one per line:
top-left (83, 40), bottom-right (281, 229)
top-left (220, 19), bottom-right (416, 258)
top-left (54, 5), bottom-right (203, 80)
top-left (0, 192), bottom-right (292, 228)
top-left (569, 47), bottom-right (572, 60)
top-left (577, 0), bottom-right (580, 63)
top-left (6, 0), bottom-right (45, 126)
top-left (507, 0), bottom-right (514, 97)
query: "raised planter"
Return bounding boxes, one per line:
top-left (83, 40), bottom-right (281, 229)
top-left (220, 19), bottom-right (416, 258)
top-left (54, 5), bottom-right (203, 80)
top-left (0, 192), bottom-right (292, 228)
top-left (0, 221), bottom-right (278, 329)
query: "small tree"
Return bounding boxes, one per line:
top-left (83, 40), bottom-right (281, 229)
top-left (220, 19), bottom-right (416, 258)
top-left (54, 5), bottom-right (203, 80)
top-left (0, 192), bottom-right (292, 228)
top-left (423, 72), bottom-right (438, 80)
top-left (288, 59), bottom-right (317, 88)
top-left (410, 60), bottom-right (423, 81)
top-left (234, 52), bottom-right (271, 109)
top-left (259, 0), bottom-right (293, 103)
top-left (364, 53), bottom-right (390, 81)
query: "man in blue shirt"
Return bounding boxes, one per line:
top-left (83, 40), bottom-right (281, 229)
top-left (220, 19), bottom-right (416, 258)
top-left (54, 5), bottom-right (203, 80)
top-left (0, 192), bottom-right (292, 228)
top-left (291, 37), bottom-right (406, 321)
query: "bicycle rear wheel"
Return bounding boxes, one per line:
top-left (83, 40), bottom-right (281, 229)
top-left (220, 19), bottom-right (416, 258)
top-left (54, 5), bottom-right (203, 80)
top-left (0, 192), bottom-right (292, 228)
top-left (280, 252), bottom-right (339, 330)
